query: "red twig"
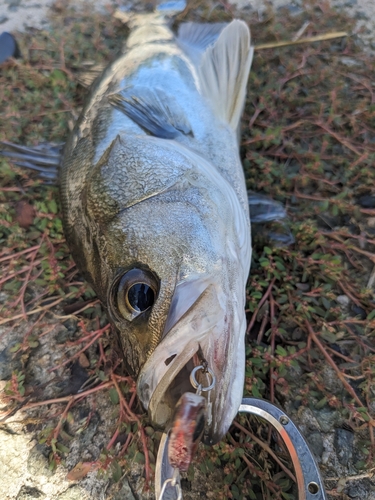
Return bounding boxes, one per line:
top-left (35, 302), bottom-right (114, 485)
top-left (269, 293), bottom-right (277, 405)
top-left (53, 398), bottom-right (75, 442)
top-left (247, 278), bottom-right (276, 335)
top-left (233, 421), bottom-right (296, 483)
top-left (20, 381), bottom-right (114, 411)
top-left (111, 374), bottom-right (150, 488)
top-left (49, 323), bottom-right (110, 372)
top-left (0, 245), bottom-right (41, 262)
top-left (305, 321), bottom-right (372, 423)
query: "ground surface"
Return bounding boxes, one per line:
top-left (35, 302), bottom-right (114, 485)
top-left (1, 1), bottom-right (375, 500)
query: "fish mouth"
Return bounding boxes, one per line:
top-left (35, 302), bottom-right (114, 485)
top-left (149, 350), bottom-right (199, 430)
top-left (137, 340), bottom-right (200, 432)
top-left (137, 339), bottom-right (243, 445)
top-left (137, 278), bottom-right (245, 445)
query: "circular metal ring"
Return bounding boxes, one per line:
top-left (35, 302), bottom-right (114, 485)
top-left (190, 365), bottom-right (216, 392)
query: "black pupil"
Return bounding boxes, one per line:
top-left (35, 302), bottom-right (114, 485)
top-left (127, 283), bottom-right (154, 312)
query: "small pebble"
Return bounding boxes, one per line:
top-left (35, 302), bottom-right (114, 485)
top-left (334, 428), bottom-right (354, 466)
top-left (296, 282), bottom-right (310, 292)
top-left (351, 304), bottom-right (367, 319)
top-left (306, 431), bottom-right (324, 460)
top-left (0, 31), bottom-right (20, 64)
top-left (358, 194), bottom-right (375, 209)
top-left (340, 56), bottom-right (361, 67)
top-left (336, 295), bottom-right (350, 308)
top-left (292, 327), bottom-right (304, 340)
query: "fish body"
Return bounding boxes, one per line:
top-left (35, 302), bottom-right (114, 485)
top-left (60, 7), bottom-right (253, 444)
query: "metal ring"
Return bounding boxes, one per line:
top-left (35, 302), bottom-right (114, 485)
top-left (158, 477), bottom-right (182, 500)
top-left (190, 365), bottom-right (216, 392)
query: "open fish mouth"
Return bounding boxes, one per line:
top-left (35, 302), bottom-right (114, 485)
top-left (137, 340), bottom-right (201, 431)
top-left (137, 280), bottom-right (220, 442)
top-left (145, 349), bottom-right (199, 429)
top-left (137, 279), bottom-right (216, 429)
top-left (137, 278), bottom-right (246, 445)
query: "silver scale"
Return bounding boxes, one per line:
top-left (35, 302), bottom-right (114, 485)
top-left (155, 365), bottom-right (327, 500)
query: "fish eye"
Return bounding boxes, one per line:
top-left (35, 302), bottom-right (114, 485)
top-left (116, 268), bottom-right (158, 319)
top-left (127, 283), bottom-right (154, 312)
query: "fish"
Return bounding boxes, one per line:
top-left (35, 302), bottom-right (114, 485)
top-left (58, 3), bottom-right (254, 446)
top-left (0, 4), bottom-right (293, 444)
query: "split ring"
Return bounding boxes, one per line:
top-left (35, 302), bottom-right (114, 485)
top-left (190, 365), bottom-right (216, 392)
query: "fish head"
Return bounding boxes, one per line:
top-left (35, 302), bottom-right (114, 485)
top-left (81, 134), bottom-right (250, 444)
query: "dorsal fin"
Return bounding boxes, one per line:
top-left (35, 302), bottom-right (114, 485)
top-left (177, 22), bottom-right (227, 66)
top-left (109, 86), bottom-right (192, 139)
top-left (197, 20), bottom-right (253, 130)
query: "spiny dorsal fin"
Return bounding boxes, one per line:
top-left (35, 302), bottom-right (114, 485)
top-left (197, 20), bottom-right (253, 130)
top-left (177, 22), bottom-right (228, 66)
top-left (109, 86), bottom-right (192, 139)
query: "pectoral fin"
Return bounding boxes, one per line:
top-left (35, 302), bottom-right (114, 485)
top-left (108, 86), bottom-right (192, 139)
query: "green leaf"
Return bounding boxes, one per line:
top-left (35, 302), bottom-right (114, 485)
top-left (134, 452), bottom-right (145, 464)
top-left (275, 260), bottom-right (286, 271)
top-left (49, 457), bottom-right (57, 471)
top-left (109, 387), bottom-right (119, 405)
top-left (10, 343), bottom-right (21, 353)
top-left (320, 329), bottom-right (337, 342)
top-left (248, 489), bottom-right (256, 500)
top-left (56, 443), bottom-right (70, 453)
top-left (315, 397), bottom-right (327, 409)
top-left (276, 345), bottom-right (287, 357)
top-left (48, 199), bottom-right (58, 214)
top-left (354, 460), bottom-right (366, 470)
top-left (224, 473), bottom-right (233, 484)
top-left (251, 385), bottom-right (261, 398)
top-left (111, 460), bottom-right (122, 482)
top-left (320, 200), bottom-right (329, 211)
top-left (144, 426), bottom-right (154, 437)
top-left (321, 297), bottom-right (331, 310)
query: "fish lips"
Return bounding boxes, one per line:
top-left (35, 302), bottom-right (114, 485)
top-left (137, 277), bottom-right (245, 445)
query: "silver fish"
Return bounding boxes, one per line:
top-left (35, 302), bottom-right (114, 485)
top-left (58, 4), bottom-right (253, 445)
